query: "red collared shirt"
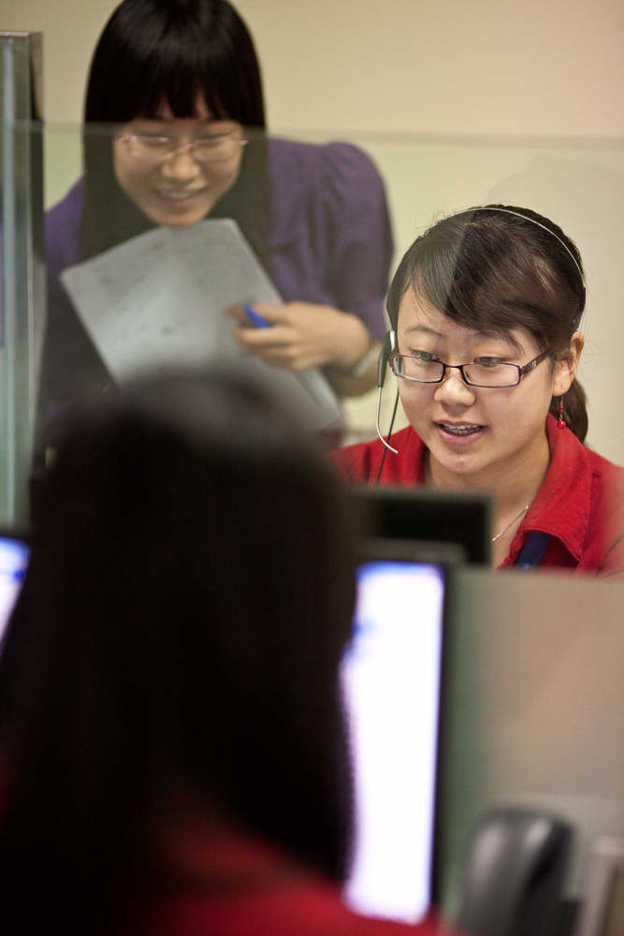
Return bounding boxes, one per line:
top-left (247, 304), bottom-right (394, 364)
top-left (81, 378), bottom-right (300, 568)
top-left (334, 415), bottom-right (624, 575)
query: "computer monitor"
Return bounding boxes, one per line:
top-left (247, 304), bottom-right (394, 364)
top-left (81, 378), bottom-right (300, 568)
top-left (0, 532), bottom-right (29, 646)
top-left (348, 485), bottom-right (492, 565)
top-left (340, 539), bottom-right (454, 924)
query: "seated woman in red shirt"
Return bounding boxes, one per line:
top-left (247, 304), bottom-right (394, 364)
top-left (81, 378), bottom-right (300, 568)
top-left (0, 371), bottom-right (443, 935)
top-left (335, 205), bottom-right (624, 573)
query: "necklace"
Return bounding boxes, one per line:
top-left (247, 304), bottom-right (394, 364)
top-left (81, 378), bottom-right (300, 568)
top-left (491, 504), bottom-right (530, 543)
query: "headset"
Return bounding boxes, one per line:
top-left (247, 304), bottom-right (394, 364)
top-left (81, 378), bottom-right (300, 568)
top-left (373, 327), bottom-right (399, 483)
top-left (373, 206), bottom-right (586, 484)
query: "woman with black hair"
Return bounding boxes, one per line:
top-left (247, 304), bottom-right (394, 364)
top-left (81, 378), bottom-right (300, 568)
top-left (0, 370), bottom-right (442, 935)
top-left (43, 0), bottom-right (393, 413)
top-left (335, 205), bottom-right (624, 574)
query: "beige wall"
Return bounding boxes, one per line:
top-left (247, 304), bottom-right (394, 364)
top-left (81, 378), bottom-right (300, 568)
top-left (4, 0), bottom-right (624, 136)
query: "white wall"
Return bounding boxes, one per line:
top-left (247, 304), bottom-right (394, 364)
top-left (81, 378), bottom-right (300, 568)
top-left (3, 0), bottom-right (624, 460)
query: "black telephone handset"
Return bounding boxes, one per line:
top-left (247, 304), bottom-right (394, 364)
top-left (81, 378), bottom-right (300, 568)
top-left (455, 807), bottom-right (573, 936)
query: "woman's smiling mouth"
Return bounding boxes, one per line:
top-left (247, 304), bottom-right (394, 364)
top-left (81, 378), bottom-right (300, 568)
top-left (155, 187), bottom-right (208, 201)
top-left (435, 421), bottom-right (486, 442)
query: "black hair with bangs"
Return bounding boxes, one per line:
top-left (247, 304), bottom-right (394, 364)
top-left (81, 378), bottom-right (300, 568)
top-left (85, 0), bottom-right (265, 125)
top-left (80, 0), bottom-right (269, 265)
top-left (387, 205), bottom-right (588, 441)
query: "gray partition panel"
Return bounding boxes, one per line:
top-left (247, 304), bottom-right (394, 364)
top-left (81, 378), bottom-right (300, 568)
top-left (437, 569), bottom-right (624, 918)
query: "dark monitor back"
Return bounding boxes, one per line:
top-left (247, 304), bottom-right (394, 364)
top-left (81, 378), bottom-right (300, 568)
top-left (348, 485), bottom-right (492, 565)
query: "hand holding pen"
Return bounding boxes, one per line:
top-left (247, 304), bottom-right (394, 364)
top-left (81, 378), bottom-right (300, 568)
top-left (226, 301), bottom-right (372, 372)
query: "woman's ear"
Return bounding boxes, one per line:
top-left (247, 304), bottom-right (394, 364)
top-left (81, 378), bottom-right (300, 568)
top-left (552, 331), bottom-right (584, 396)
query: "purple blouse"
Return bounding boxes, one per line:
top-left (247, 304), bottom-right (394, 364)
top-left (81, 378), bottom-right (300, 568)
top-left (45, 137), bottom-right (393, 341)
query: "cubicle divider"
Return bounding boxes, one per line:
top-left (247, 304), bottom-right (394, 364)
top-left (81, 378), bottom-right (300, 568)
top-left (437, 568), bottom-right (624, 923)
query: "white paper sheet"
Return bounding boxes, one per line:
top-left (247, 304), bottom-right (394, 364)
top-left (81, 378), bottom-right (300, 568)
top-left (60, 219), bottom-right (341, 429)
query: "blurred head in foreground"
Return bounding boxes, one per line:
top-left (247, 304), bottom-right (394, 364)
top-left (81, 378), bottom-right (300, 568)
top-left (0, 369), bottom-right (356, 932)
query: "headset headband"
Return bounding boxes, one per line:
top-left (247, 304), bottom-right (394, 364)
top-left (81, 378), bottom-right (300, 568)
top-left (480, 207), bottom-right (585, 284)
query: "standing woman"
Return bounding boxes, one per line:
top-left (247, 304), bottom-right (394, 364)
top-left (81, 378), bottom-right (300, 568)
top-left (335, 205), bottom-right (624, 574)
top-left (44, 0), bottom-right (392, 408)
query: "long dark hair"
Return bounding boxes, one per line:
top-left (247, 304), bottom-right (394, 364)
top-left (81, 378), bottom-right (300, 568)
top-left (81, 0), bottom-right (270, 268)
top-left (387, 205), bottom-right (588, 441)
top-left (0, 370), bottom-right (356, 933)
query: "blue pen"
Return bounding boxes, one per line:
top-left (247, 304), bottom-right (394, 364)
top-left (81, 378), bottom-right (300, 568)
top-left (244, 303), bottom-right (271, 329)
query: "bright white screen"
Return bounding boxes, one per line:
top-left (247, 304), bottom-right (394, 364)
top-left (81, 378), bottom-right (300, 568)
top-left (0, 536), bottom-right (29, 645)
top-left (341, 560), bottom-right (445, 924)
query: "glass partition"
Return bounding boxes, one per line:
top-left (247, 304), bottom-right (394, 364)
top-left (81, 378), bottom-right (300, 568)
top-left (41, 121), bottom-right (624, 455)
top-left (3, 117), bottom-right (624, 514)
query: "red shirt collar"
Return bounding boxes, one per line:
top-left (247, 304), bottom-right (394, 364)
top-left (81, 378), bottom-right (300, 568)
top-left (507, 415), bottom-right (591, 563)
top-left (405, 414), bottom-right (590, 565)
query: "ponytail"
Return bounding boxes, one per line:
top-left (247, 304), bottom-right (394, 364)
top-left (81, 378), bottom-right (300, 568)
top-left (550, 378), bottom-right (587, 443)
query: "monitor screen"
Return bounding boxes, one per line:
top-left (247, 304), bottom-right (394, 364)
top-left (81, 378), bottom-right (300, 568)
top-left (0, 534), bottom-right (29, 645)
top-left (340, 552), bottom-right (447, 924)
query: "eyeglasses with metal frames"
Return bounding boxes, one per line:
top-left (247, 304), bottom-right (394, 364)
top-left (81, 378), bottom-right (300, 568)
top-left (117, 127), bottom-right (248, 165)
top-left (390, 349), bottom-right (551, 388)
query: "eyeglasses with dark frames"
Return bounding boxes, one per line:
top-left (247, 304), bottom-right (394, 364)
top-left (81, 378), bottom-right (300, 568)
top-left (390, 349), bottom-right (551, 388)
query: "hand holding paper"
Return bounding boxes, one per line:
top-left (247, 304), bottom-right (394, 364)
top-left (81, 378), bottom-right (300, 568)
top-left (228, 301), bottom-right (371, 371)
top-left (59, 218), bottom-right (341, 431)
